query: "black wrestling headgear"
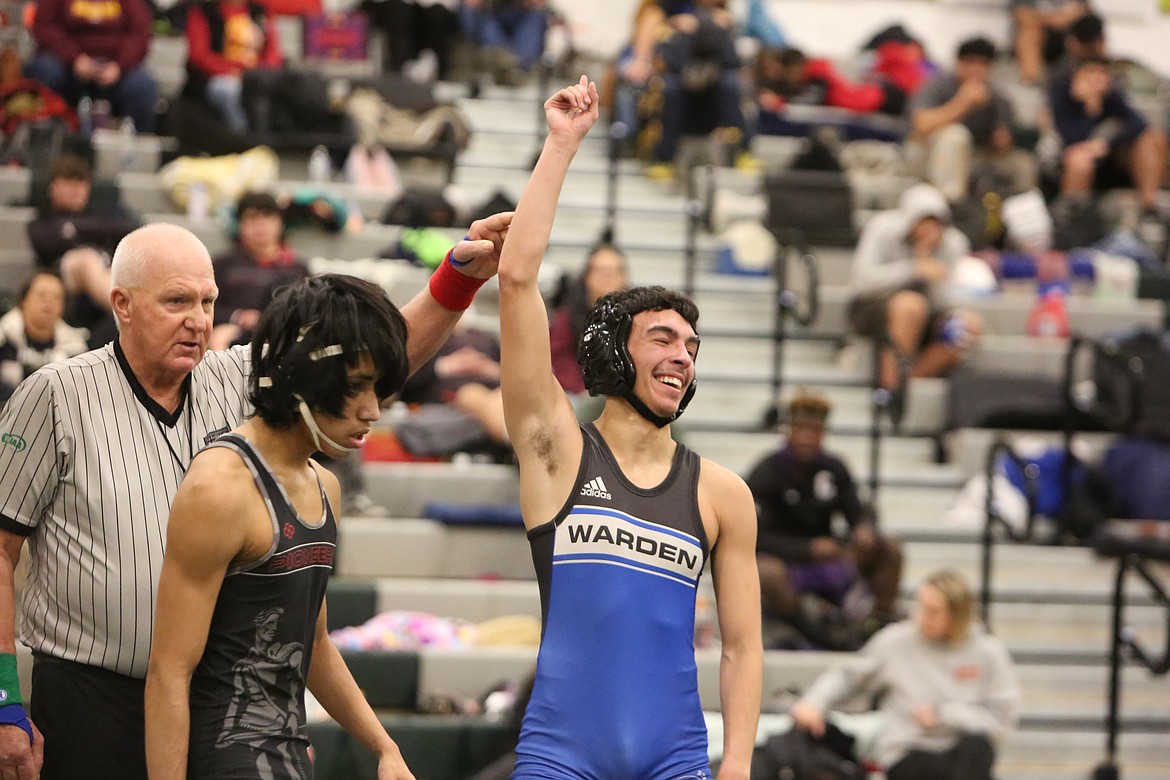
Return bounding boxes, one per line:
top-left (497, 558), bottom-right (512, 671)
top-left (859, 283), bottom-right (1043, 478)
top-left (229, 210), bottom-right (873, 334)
top-left (249, 274), bottom-right (410, 437)
top-left (578, 287), bottom-right (698, 428)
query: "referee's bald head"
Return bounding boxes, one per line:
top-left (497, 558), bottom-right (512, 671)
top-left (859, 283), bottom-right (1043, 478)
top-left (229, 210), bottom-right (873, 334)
top-left (112, 223), bottom-right (213, 291)
top-left (109, 224), bottom-right (218, 383)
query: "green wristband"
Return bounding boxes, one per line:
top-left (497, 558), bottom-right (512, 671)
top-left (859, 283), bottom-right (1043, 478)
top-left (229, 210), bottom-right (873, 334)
top-left (0, 654), bottom-right (22, 706)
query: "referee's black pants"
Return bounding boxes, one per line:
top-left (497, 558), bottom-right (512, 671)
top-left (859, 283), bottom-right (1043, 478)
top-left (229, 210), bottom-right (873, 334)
top-left (30, 654), bottom-right (147, 780)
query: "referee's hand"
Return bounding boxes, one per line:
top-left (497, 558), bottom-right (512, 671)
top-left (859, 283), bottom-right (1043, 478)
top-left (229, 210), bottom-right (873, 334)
top-left (0, 719), bottom-right (42, 780)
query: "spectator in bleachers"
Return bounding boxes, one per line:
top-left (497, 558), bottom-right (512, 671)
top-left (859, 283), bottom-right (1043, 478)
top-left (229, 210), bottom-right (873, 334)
top-left (27, 154), bottom-right (138, 348)
top-left (789, 569), bottom-right (1020, 780)
top-left (25, 0), bottom-right (158, 132)
top-left (1049, 55), bottom-right (1167, 235)
top-left (627, 0), bottom-right (754, 180)
top-left (397, 326), bottom-right (510, 448)
top-left (1051, 12), bottom-right (1105, 85)
top-left (362, 0), bottom-right (459, 81)
top-left (460, 0), bottom-right (548, 86)
top-left (184, 0), bottom-right (284, 134)
top-left (747, 390), bottom-right (903, 649)
top-left (549, 241), bottom-right (629, 400)
top-left (755, 47), bottom-right (906, 122)
top-left (847, 183), bottom-right (984, 392)
top-left (1012, 0), bottom-right (1090, 84)
top-left (208, 191), bottom-right (311, 351)
top-left (27, 155), bottom-right (137, 268)
top-left (0, 271), bottom-right (89, 405)
top-left (202, 190), bottom-right (388, 516)
top-left (909, 37), bottom-right (1036, 202)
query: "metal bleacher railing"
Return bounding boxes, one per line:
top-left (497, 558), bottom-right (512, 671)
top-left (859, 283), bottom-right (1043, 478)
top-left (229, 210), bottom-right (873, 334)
top-left (976, 333), bottom-right (1170, 780)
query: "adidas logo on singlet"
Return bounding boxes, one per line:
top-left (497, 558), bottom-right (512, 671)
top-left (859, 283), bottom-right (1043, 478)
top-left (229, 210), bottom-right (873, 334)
top-left (579, 476), bottom-right (612, 500)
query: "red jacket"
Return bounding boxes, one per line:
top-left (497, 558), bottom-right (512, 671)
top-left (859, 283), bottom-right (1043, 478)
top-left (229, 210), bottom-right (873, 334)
top-left (31, 0), bottom-right (152, 71)
top-left (803, 58), bottom-right (887, 113)
top-left (186, 0), bottom-right (283, 79)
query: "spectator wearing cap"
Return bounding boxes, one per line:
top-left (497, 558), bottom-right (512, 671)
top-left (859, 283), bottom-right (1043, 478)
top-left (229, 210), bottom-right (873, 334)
top-left (747, 390), bottom-right (904, 649)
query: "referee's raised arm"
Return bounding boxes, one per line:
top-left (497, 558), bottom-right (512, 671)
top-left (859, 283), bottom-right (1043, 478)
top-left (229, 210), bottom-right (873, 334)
top-left (0, 209), bottom-right (521, 778)
top-left (397, 210), bottom-right (513, 374)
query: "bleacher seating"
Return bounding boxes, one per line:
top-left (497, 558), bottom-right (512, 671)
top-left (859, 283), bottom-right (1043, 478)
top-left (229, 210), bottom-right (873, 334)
top-left (4, 24), bottom-right (1170, 776)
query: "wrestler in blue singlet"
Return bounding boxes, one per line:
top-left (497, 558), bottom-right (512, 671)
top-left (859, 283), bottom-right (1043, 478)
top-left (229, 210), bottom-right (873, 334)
top-left (513, 423), bottom-right (711, 780)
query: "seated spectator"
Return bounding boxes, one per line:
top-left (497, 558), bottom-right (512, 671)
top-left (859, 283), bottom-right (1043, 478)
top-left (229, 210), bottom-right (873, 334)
top-left (0, 271), bottom-right (89, 405)
top-left (755, 47), bottom-right (905, 119)
top-left (26, 154), bottom-right (137, 347)
top-left (398, 326), bottom-right (509, 449)
top-left (27, 154), bottom-right (137, 268)
top-left (362, 0), bottom-right (459, 81)
top-left (25, 0), bottom-right (158, 132)
top-left (746, 390), bottom-right (903, 650)
top-left (627, 0), bottom-right (753, 180)
top-left (1012, 0), bottom-right (1090, 84)
top-left (863, 26), bottom-right (934, 101)
top-left (549, 241), bottom-right (630, 402)
top-left (789, 569), bottom-right (1020, 780)
top-left (847, 184), bottom-right (984, 392)
top-left (184, 0), bottom-right (283, 134)
top-left (1049, 12), bottom-right (1105, 86)
top-left (460, 0), bottom-right (548, 86)
top-left (909, 38), bottom-right (1036, 202)
top-left (209, 191), bottom-right (311, 350)
top-left (1049, 55), bottom-right (1167, 235)
top-left (201, 191), bottom-right (389, 518)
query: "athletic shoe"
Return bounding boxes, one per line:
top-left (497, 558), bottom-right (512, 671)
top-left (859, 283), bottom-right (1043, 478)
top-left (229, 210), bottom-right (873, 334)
top-left (645, 162), bottom-right (675, 182)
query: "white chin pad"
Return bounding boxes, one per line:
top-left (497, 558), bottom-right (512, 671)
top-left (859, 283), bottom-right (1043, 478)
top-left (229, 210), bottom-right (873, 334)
top-left (295, 396), bottom-right (356, 454)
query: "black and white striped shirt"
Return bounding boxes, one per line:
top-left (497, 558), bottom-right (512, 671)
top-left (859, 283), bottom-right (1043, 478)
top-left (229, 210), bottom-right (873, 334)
top-left (0, 341), bottom-right (252, 678)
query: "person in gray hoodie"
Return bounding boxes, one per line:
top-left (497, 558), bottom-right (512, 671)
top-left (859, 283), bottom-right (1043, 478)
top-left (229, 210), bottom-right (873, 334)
top-left (847, 183), bottom-right (983, 391)
top-left (790, 569), bottom-right (1020, 780)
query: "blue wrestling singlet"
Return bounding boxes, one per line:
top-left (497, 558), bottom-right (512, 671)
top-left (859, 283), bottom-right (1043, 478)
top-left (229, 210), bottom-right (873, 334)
top-left (513, 423), bottom-right (711, 780)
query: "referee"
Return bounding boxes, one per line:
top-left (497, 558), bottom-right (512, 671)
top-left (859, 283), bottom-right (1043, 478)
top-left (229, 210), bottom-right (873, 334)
top-left (0, 217), bottom-right (510, 779)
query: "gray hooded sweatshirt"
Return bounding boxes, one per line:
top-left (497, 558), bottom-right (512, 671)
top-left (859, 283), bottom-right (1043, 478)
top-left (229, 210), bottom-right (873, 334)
top-left (848, 183), bottom-right (971, 306)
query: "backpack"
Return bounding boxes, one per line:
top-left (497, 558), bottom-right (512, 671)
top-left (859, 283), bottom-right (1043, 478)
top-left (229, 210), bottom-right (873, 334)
top-left (381, 186), bottom-right (456, 228)
top-left (0, 79), bottom-right (77, 136)
top-left (1093, 329), bottom-right (1170, 440)
top-left (0, 79), bottom-right (78, 170)
top-left (751, 725), bottom-right (866, 780)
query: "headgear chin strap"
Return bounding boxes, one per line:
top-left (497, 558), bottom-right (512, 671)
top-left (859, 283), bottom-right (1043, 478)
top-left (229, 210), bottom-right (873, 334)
top-left (295, 393), bottom-right (357, 453)
top-left (622, 385), bottom-right (684, 429)
top-left (578, 299), bottom-right (697, 428)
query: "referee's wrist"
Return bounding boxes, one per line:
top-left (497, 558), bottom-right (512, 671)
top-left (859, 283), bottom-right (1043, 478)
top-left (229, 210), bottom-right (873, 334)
top-left (0, 653), bottom-right (21, 707)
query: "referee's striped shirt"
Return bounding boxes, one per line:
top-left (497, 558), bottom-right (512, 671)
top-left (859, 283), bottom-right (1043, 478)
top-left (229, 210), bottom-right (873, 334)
top-left (0, 340), bottom-right (252, 679)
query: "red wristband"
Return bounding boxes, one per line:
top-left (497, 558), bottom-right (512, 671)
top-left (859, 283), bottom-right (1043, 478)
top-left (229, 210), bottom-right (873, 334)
top-left (428, 248), bottom-right (487, 311)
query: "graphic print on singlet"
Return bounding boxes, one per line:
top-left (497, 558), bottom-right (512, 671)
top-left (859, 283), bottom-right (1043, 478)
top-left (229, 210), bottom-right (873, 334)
top-left (216, 607), bottom-right (305, 779)
top-left (514, 424), bottom-right (711, 780)
top-left (187, 434), bottom-right (335, 780)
